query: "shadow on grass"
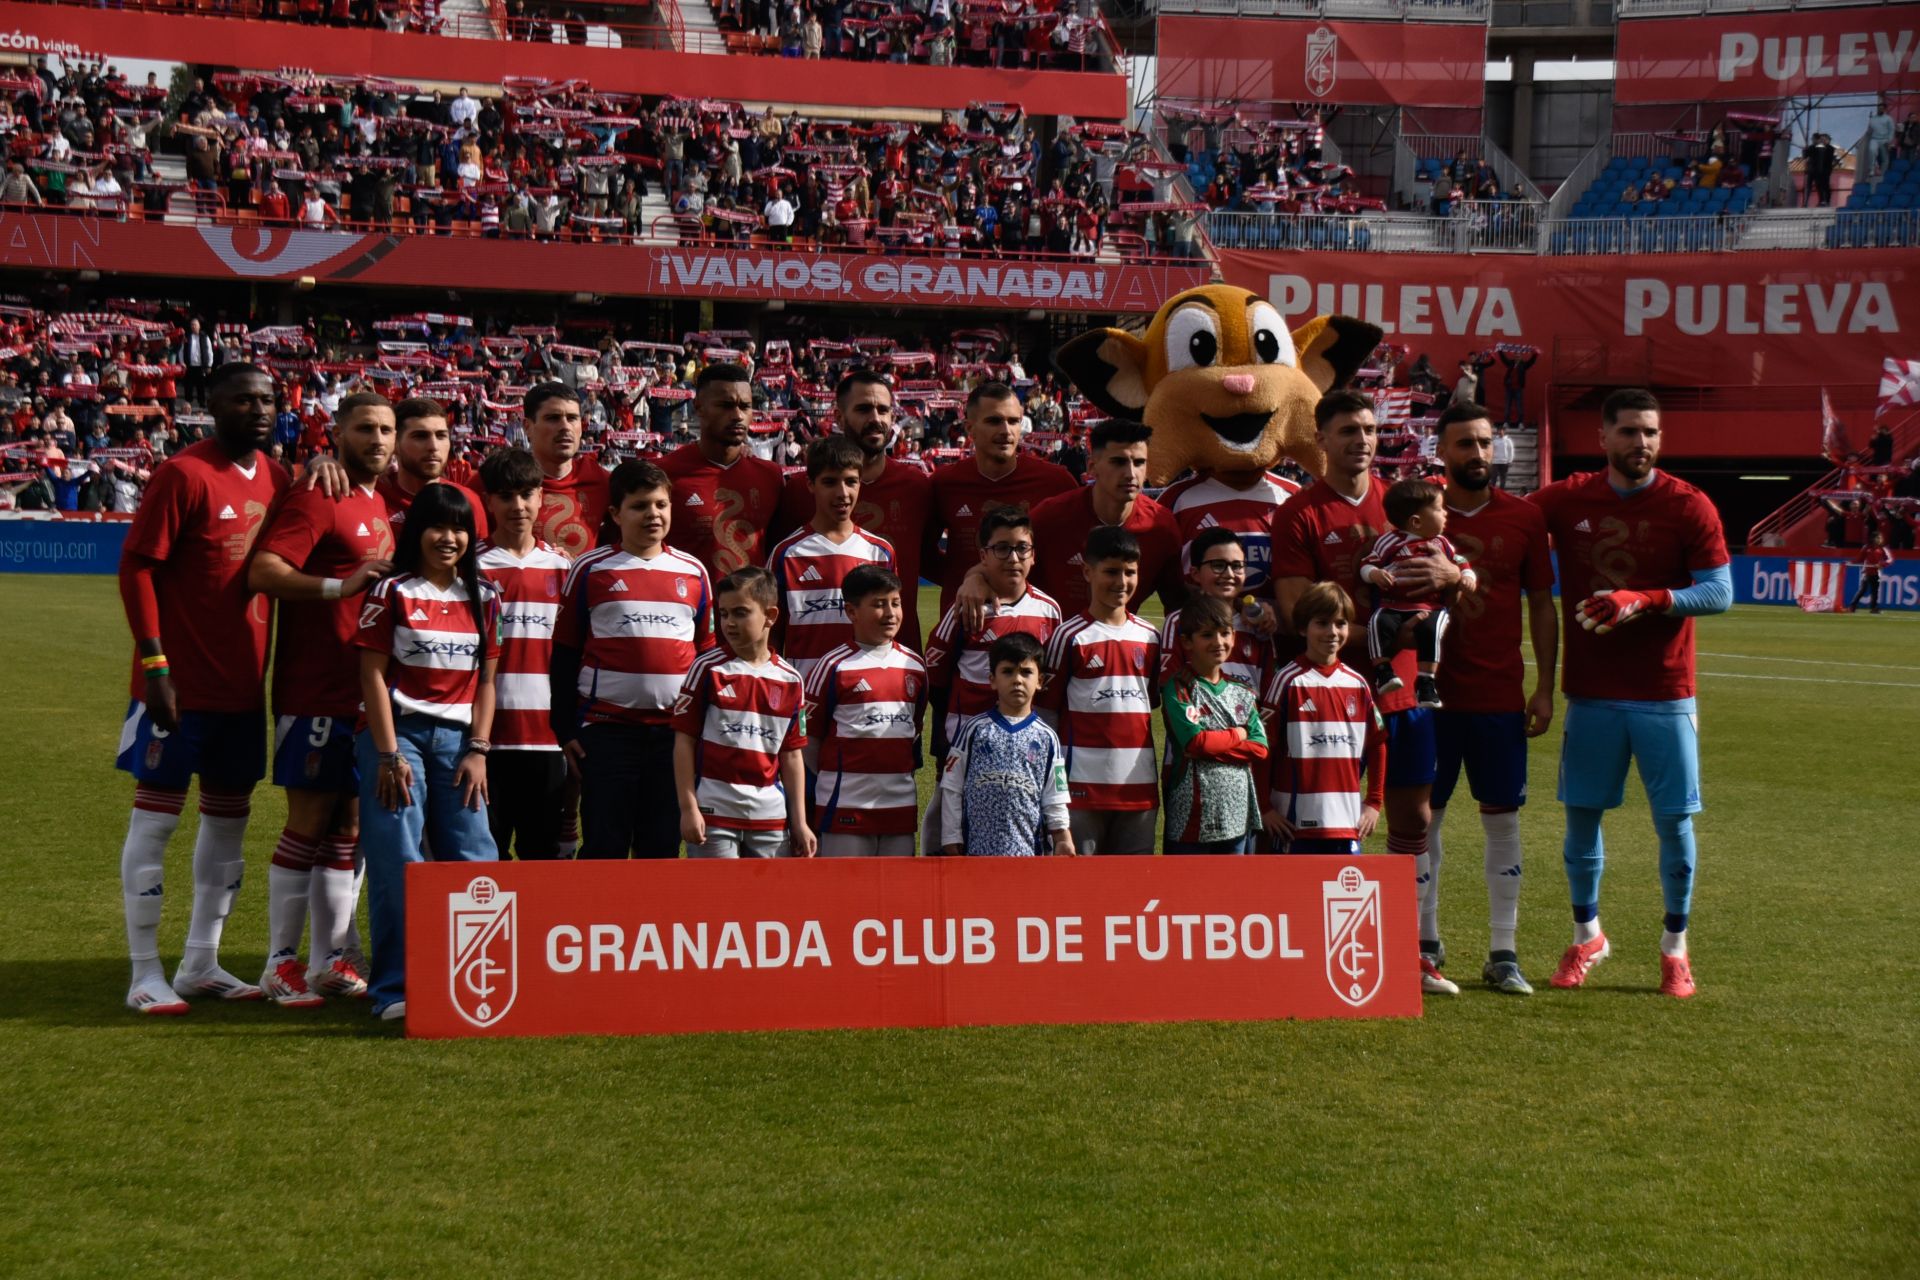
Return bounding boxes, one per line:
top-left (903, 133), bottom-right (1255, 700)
top-left (0, 959), bottom-right (402, 1037)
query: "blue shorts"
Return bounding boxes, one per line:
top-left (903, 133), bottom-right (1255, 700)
top-left (272, 714), bottom-right (360, 792)
top-left (1382, 706), bottom-right (1437, 789)
top-left (116, 699), bottom-right (266, 791)
top-left (1432, 710), bottom-right (1529, 810)
top-left (1282, 837), bottom-right (1362, 856)
top-left (1557, 699), bottom-right (1702, 815)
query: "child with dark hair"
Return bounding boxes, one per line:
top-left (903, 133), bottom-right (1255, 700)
top-left (353, 482), bottom-right (502, 1021)
top-left (1160, 595), bottom-right (1268, 853)
top-left (938, 631), bottom-right (1074, 857)
top-left (1359, 478), bottom-right (1477, 709)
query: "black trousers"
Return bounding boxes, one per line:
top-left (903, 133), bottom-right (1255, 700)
top-left (486, 749), bottom-right (569, 859)
top-left (577, 722), bottom-right (682, 859)
top-left (1848, 571), bottom-right (1883, 613)
top-left (1368, 606), bottom-right (1444, 665)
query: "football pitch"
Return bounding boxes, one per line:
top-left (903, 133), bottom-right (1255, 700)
top-left (2, 576), bottom-right (1915, 1277)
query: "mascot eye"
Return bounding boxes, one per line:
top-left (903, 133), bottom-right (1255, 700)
top-left (1165, 307), bottom-right (1220, 373)
top-left (1248, 302), bottom-right (1295, 366)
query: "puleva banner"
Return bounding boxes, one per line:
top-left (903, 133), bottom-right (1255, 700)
top-left (1615, 8), bottom-right (1920, 104)
top-left (405, 856), bottom-right (1421, 1039)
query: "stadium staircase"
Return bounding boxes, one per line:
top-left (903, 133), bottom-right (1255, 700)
top-left (1748, 404), bottom-right (1920, 551)
top-left (443, 0), bottom-right (500, 38)
top-left (673, 0), bottom-right (723, 53)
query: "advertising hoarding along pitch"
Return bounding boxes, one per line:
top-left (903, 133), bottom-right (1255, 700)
top-left (406, 856), bottom-right (1422, 1039)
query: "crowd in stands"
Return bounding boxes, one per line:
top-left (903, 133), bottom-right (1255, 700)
top-left (707, 0), bottom-right (1109, 69)
top-left (1815, 423), bottom-right (1920, 551)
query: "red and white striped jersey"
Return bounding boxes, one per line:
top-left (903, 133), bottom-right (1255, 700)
top-left (353, 574), bottom-right (501, 727)
top-left (477, 540), bottom-right (571, 751)
top-left (923, 587), bottom-right (1063, 746)
top-left (1360, 530), bottom-right (1474, 612)
top-left (1258, 660), bottom-right (1384, 841)
top-left (1157, 606), bottom-right (1274, 691)
top-left (555, 544), bottom-right (713, 725)
top-left (671, 648), bottom-right (808, 832)
top-left (804, 641), bottom-right (928, 837)
top-left (1040, 613), bottom-right (1161, 812)
top-left (1157, 470), bottom-right (1300, 591)
top-left (765, 525), bottom-right (896, 679)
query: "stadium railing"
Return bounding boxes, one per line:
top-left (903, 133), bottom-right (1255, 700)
top-left (1204, 204), bottom-right (1539, 253)
top-left (1145, 0), bottom-right (1489, 19)
top-left (1747, 402), bottom-right (1920, 550)
top-left (1617, 0), bottom-right (1901, 14)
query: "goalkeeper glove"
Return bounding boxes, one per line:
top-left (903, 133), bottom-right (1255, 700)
top-left (1575, 588), bottom-right (1671, 634)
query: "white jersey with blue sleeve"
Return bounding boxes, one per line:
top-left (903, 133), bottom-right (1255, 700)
top-left (938, 710), bottom-right (1071, 856)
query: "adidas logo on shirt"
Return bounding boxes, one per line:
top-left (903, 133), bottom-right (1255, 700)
top-left (357, 523), bottom-right (372, 537)
top-left (716, 683), bottom-right (737, 699)
top-left (218, 504), bottom-right (238, 520)
top-left (1323, 530), bottom-right (1343, 545)
top-left (1068, 553), bottom-right (1084, 566)
top-left (798, 564), bottom-right (823, 582)
top-left (1196, 513), bottom-right (1219, 530)
top-left (685, 492), bottom-right (705, 507)
top-left (851, 678), bottom-right (873, 694)
top-left (609, 578), bottom-right (630, 592)
top-left (1085, 654), bottom-right (1104, 671)
top-left (956, 504), bottom-right (972, 518)
top-left (1574, 519), bottom-right (1592, 532)
top-left (1299, 697), bottom-right (1316, 713)
top-left (410, 608), bottom-right (430, 621)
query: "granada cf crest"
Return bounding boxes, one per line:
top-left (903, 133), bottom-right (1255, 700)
top-left (450, 875), bottom-right (517, 1029)
top-left (1323, 864), bottom-right (1382, 1008)
top-left (1305, 25), bottom-right (1338, 99)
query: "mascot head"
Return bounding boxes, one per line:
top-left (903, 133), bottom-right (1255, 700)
top-left (1054, 285), bottom-right (1382, 486)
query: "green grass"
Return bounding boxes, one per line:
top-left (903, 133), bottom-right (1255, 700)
top-left (2, 578), bottom-right (1916, 1277)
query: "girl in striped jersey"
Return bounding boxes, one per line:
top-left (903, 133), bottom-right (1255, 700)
top-left (672, 568), bottom-right (816, 859)
top-left (353, 483), bottom-right (502, 1021)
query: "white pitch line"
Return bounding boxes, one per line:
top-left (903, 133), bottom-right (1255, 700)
top-left (1698, 671), bottom-right (1920, 690)
top-left (1698, 651), bottom-right (1920, 673)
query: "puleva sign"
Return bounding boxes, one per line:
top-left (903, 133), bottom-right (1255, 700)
top-left (405, 856), bottom-right (1421, 1038)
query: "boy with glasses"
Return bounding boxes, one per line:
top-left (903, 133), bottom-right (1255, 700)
top-left (1158, 527), bottom-right (1274, 691)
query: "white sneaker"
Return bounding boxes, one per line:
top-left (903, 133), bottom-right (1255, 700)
top-left (260, 955), bottom-right (326, 1009)
top-left (307, 950), bottom-right (369, 998)
top-left (171, 965), bottom-right (264, 1001)
top-left (379, 1000), bottom-right (408, 1022)
top-left (1420, 955), bottom-right (1461, 996)
top-left (127, 974), bottom-right (190, 1016)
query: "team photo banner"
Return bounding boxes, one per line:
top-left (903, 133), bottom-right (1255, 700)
top-left (1156, 16), bottom-right (1487, 109)
top-left (1614, 9), bottom-right (1920, 104)
top-left (405, 856), bottom-right (1421, 1039)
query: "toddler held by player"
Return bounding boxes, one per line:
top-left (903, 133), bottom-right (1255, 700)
top-left (1359, 478), bottom-right (1477, 709)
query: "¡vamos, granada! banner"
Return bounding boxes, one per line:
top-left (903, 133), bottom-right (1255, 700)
top-left (1614, 9), bottom-right (1920, 104)
top-left (1156, 15), bottom-right (1486, 110)
top-left (405, 856), bottom-right (1420, 1039)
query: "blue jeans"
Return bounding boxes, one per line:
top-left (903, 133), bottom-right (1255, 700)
top-left (357, 716), bottom-right (498, 1014)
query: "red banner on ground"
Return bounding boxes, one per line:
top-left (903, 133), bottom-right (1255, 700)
top-left (0, 1), bottom-right (1125, 117)
top-left (1156, 16), bottom-right (1486, 109)
top-left (405, 856), bottom-right (1420, 1039)
top-left (0, 214), bottom-right (1209, 314)
top-left (1614, 9), bottom-right (1920, 104)
top-left (1217, 246), bottom-right (1916, 454)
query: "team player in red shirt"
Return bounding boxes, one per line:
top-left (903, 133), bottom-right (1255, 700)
top-left (1531, 388), bottom-right (1731, 999)
top-left (524, 382), bottom-right (612, 561)
top-left (1028, 420), bottom-right (1186, 620)
top-left (672, 567), bottom-right (815, 858)
top-left (804, 564), bottom-right (929, 856)
top-left (249, 392), bottom-right (401, 1006)
top-left (660, 364), bottom-right (786, 580)
top-left (114, 363), bottom-right (288, 1014)
top-left (1270, 390), bottom-right (1465, 996)
top-left (767, 436), bottom-right (897, 680)
top-left (353, 483), bottom-right (503, 1022)
top-left (927, 381), bottom-right (1076, 619)
top-left (922, 504), bottom-right (1063, 851)
top-left (476, 448), bottom-right (573, 859)
top-left (1041, 525), bottom-right (1163, 855)
top-left (1424, 401), bottom-right (1559, 996)
top-left (377, 397), bottom-right (491, 541)
top-left (777, 370), bottom-right (934, 648)
top-left (551, 459), bottom-right (713, 859)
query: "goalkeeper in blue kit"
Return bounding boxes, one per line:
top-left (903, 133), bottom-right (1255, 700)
top-left (937, 632), bottom-right (1075, 857)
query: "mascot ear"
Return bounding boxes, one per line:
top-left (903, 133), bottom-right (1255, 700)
top-left (1293, 315), bottom-right (1384, 393)
top-left (1054, 329), bottom-right (1151, 421)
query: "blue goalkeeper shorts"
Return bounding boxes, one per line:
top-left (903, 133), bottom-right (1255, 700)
top-left (1557, 698), bottom-right (1702, 815)
top-left (1382, 706), bottom-right (1437, 789)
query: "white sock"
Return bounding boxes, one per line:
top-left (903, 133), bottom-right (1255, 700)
top-left (344, 848), bottom-right (366, 953)
top-left (1482, 809), bottom-right (1522, 955)
top-left (310, 866), bottom-right (356, 959)
top-left (121, 805), bottom-right (182, 985)
top-left (1574, 916), bottom-right (1603, 945)
top-left (267, 865), bottom-right (312, 960)
top-left (1420, 810), bottom-right (1445, 944)
top-left (180, 813), bottom-right (248, 976)
top-left (1661, 929), bottom-right (1687, 958)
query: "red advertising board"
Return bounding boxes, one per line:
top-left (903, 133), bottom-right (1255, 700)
top-left (1615, 9), bottom-right (1920, 104)
top-left (1156, 16), bottom-right (1487, 109)
top-left (1217, 246), bottom-right (1917, 455)
top-left (405, 856), bottom-right (1420, 1039)
top-left (0, 1), bottom-right (1125, 117)
top-left (0, 214), bottom-right (1209, 314)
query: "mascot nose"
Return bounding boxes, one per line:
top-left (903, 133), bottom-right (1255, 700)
top-left (1221, 374), bottom-right (1256, 396)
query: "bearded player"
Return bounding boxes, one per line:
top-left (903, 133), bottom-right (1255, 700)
top-left (1530, 388), bottom-right (1730, 999)
top-left (115, 364), bottom-right (288, 1013)
top-left (525, 381), bottom-right (611, 560)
